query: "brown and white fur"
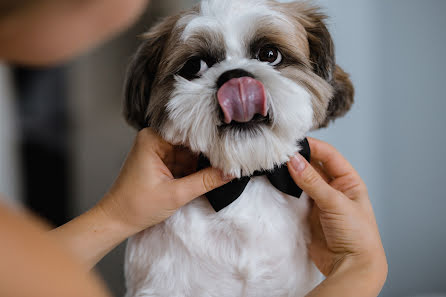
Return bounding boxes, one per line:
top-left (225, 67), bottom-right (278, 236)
top-left (123, 1), bottom-right (354, 296)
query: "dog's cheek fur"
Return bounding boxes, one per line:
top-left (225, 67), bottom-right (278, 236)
top-left (160, 60), bottom-right (314, 177)
top-left (279, 67), bottom-right (332, 129)
top-left (278, 2), bottom-right (354, 128)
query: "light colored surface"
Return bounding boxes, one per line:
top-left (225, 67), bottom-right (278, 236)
top-left (0, 64), bottom-right (20, 205)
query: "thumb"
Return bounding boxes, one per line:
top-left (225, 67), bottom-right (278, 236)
top-left (288, 154), bottom-right (343, 211)
top-left (169, 167), bottom-right (233, 207)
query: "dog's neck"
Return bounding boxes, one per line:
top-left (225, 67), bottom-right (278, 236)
top-left (197, 138), bottom-right (311, 212)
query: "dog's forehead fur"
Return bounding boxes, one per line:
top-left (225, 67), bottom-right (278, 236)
top-left (177, 0), bottom-right (310, 59)
top-left (144, 0), bottom-right (316, 130)
top-left (154, 0), bottom-right (320, 101)
top-left (149, 0), bottom-right (332, 132)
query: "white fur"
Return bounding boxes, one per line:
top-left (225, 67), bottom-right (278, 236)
top-left (161, 59), bottom-right (313, 177)
top-left (125, 0), bottom-right (323, 296)
top-left (180, 0), bottom-right (293, 60)
top-left (161, 0), bottom-right (314, 177)
top-left (125, 179), bottom-right (322, 297)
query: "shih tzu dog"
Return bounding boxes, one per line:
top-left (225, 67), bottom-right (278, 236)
top-left (123, 0), bottom-right (354, 296)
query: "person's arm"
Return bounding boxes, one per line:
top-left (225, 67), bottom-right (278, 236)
top-left (0, 203), bottom-right (110, 297)
top-left (305, 257), bottom-right (386, 297)
top-left (50, 128), bottom-right (232, 268)
top-left (0, 0), bottom-right (149, 65)
top-left (288, 138), bottom-right (387, 297)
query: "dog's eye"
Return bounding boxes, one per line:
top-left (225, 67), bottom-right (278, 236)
top-left (178, 57), bottom-right (209, 80)
top-left (257, 46), bottom-right (282, 66)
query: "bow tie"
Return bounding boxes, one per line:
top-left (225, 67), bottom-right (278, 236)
top-left (197, 138), bottom-right (311, 212)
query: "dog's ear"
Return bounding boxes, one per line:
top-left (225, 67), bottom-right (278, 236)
top-left (300, 7), bottom-right (355, 128)
top-left (322, 65), bottom-right (355, 127)
top-left (124, 16), bottom-right (177, 130)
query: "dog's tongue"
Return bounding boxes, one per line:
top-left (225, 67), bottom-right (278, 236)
top-left (217, 77), bottom-right (267, 124)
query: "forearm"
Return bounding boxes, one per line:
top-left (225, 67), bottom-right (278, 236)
top-left (0, 203), bottom-right (110, 297)
top-left (50, 198), bottom-right (137, 269)
top-left (306, 255), bottom-right (388, 297)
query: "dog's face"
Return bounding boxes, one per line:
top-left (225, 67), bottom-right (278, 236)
top-left (124, 0), bottom-right (354, 177)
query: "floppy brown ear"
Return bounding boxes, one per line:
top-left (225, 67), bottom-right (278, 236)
top-left (123, 16), bottom-right (177, 130)
top-left (321, 65), bottom-right (354, 127)
top-left (300, 7), bottom-right (355, 128)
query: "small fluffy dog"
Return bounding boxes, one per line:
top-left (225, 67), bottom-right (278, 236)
top-left (123, 0), bottom-right (354, 296)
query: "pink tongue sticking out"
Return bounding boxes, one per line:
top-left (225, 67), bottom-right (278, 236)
top-left (217, 77), bottom-right (268, 124)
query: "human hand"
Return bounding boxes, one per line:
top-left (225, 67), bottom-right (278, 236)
top-left (52, 128), bottom-right (232, 269)
top-left (287, 138), bottom-right (387, 291)
top-left (98, 128), bottom-right (232, 235)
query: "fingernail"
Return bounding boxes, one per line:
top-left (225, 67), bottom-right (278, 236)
top-left (290, 154), bottom-right (306, 173)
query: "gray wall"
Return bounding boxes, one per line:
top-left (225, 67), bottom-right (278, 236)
top-left (306, 1), bottom-right (446, 296)
top-left (376, 1), bottom-right (446, 296)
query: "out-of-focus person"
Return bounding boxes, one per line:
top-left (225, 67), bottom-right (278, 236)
top-left (0, 1), bottom-right (387, 297)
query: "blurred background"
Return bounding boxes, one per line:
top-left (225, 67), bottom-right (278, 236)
top-left (0, 0), bottom-right (445, 296)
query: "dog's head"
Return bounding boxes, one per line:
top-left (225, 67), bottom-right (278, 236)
top-left (124, 0), bottom-right (354, 177)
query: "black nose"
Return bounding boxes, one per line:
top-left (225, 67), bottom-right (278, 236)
top-left (217, 69), bottom-right (255, 89)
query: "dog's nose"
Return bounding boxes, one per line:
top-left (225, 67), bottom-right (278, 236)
top-left (217, 69), bottom-right (255, 89)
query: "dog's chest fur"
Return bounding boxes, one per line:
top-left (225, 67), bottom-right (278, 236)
top-left (125, 176), bottom-right (322, 297)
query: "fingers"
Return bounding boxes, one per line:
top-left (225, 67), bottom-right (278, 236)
top-left (136, 127), bottom-right (232, 207)
top-left (288, 154), bottom-right (343, 211)
top-left (308, 138), bottom-right (367, 199)
top-left (311, 160), bottom-right (331, 183)
top-left (166, 147), bottom-right (198, 178)
top-left (169, 167), bottom-right (232, 207)
top-left (135, 128), bottom-right (174, 160)
top-left (308, 138), bottom-right (359, 180)
top-left (139, 128), bottom-right (197, 177)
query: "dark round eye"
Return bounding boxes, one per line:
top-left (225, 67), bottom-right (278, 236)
top-left (178, 57), bottom-right (209, 80)
top-left (257, 46), bottom-right (282, 66)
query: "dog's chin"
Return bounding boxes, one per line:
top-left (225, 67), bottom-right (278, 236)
top-left (161, 117), bottom-right (308, 177)
top-left (210, 125), bottom-right (302, 177)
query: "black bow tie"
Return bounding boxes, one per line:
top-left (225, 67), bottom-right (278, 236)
top-left (197, 138), bottom-right (311, 212)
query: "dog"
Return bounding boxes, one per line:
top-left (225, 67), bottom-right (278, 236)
top-left (123, 0), bottom-right (354, 296)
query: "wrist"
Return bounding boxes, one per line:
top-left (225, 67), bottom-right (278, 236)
top-left (94, 195), bottom-right (138, 239)
top-left (330, 251), bottom-right (388, 291)
top-left (307, 252), bottom-right (387, 297)
top-left (49, 200), bottom-right (137, 269)
top-left (95, 190), bottom-right (150, 239)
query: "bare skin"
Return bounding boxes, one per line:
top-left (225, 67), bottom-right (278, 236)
top-left (0, 204), bottom-right (111, 297)
top-left (0, 128), bottom-right (231, 297)
top-left (0, 1), bottom-right (386, 296)
top-left (50, 128), bottom-right (232, 268)
top-left (288, 138), bottom-right (388, 297)
top-left (0, 132), bottom-right (387, 297)
top-left (0, 0), bottom-right (149, 65)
